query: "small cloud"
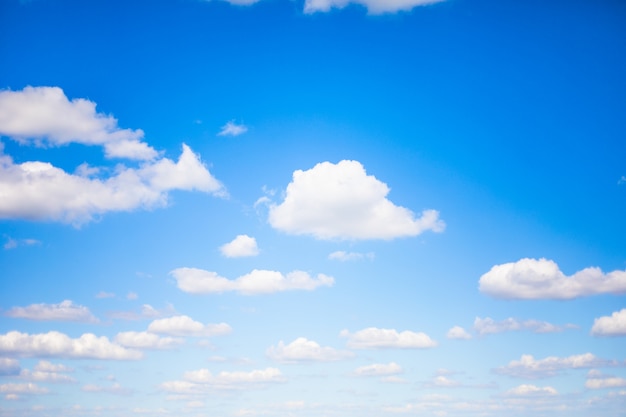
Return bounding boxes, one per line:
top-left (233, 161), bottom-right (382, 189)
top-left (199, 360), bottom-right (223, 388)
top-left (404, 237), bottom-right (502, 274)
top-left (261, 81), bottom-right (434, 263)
top-left (3, 236), bottom-right (40, 250)
top-left (81, 382), bottom-right (132, 396)
top-left (96, 291), bottom-right (115, 299)
top-left (218, 121), bottom-right (248, 137)
top-left (352, 362), bottom-right (403, 377)
top-left (494, 353), bottom-right (619, 379)
top-left (266, 337), bottom-right (354, 363)
top-left (328, 251), bottom-right (374, 261)
top-left (618, 176), bottom-right (626, 185)
top-left (591, 308), bottom-right (626, 336)
top-left (474, 317), bottom-right (574, 335)
top-left (126, 292), bottom-right (138, 300)
top-left (114, 331), bottom-right (183, 350)
top-left (504, 384), bottom-right (558, 397)
top-left (340, 327), bottom-right (437, 349)
top-left (585, 370), bottom-right (626, 389)
top-left (5, 300), bottom-right (98, 323)
top-left (303, 0), bottom-right (444, 15)
top-left (220, 235), bottom-right (259, 258)
top-left (147, 315), bottom-right (232, 337)
top-left (108, 303), bottom-right (176, 321)
top-left (446, 326), bottom-right (472, 340)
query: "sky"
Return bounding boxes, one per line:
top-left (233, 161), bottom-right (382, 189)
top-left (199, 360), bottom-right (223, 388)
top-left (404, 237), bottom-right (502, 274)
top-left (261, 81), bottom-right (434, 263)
top-left (0, 0), bottom-right (625, 416)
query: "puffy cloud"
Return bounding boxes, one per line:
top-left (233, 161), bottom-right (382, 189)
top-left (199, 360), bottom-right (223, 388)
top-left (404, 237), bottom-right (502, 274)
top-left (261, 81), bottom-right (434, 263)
top-left (161, 367), bottom-right (285, 394)
top-left (353, 362), bottom-right (403, 377)
top-left (478, 258), bottom-right (626, 299)
top-left (495, 353), bottom-right (619, 379)
top-left (504, 384), bottom-right (558, 397)
top-left (0, 357), bottom-right (20, 375)
top-left (268, 160), bottom-right (444, 240)
top-left (340, 327), bottom-right (437, 349)
top-left (328, 251), bottom-right (374, 261)
top-left (0, 143), bottom-right (224, 225)
top-left (446, 326), bottom-right (472, 340)
top-left (0, 86), bottom-right (156, 160)
top-left (217, 121), bottom-right (248, 137)
top-left (474, 317), bottom-right (573, 335)
top-left (114, 331), bottom-right (184, 350)
top-left (108, 303), bottom-right (176, 321)
top-left (220, 235), bottom-right (259, 258)
top-left (586, 370), bottom-right (626, 389)
top-left (147, 315), bottom-right (232, 337)
top-left (0, 331), bottom-right (142, 360)
top-left (591, 309), bottom-right (626, 336)
top-left (266, 337), bottom-right (354, 363)
top-left (171, 268), bottom-right (334, 295)
top-left (303, 0), bottom-right (443, 14)
top-left (5, 300), bottom-right (98, 323)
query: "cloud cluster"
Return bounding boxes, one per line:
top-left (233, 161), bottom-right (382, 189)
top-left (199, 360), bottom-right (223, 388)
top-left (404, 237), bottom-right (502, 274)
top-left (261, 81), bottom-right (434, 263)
top-left (266, 337), bottom-right (354, 363)
top-left (504, 384), bottom-right (558, 397)
top-left (220, 235), bottom-right (259, 258)
top-left (495, 353), bottom-right (619, 379)
top-left (268, 160), bottom-right (444, 240)
top-left (160, 367), bottom-right (285, 394)
top-left (5, 300), bottom-right (98, 323)
top-left (0, 331), bottom-right (142, 360)
top-left (113, 332), bottom-right (184, 350)
top-left (478, 258), bottom-right (626, 299)
top-left (353, 362), bottom-right (403, 377)
top-left (340, 327), bottom-right (437, 349)
top-left (0, 87), bottom-right (224, 225)
top-left (303, 0), bottom-right (443, 14)
top-left (474, 317), bottom-right (573, 335)
top-left (171, 268), bottom-right (334, 295)
top-left (585, 370), bottom-right (626, 389)
top-left (591, 309), bottom-right (626, 336)
top-left (147, 315), bottom-right (232, 337)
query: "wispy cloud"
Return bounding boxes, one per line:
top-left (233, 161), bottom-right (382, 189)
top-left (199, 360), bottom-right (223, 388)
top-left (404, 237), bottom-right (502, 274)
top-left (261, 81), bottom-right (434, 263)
top-left (474, 317), bottom-right (576, 335)
top-left (217, 120), bottom-right (248, 137)
top-left (495, 353), bottom-right (621, 379)
top-left (328, 251), bottom-right (374, 261)
top-left (340, 327), bottom-right (437, 349)
top-left (5, 300), bottom-right (98, 323)
top-left (303, 0), bottom-right (444, 15)
top-left (267, 337), bottom-right (354, 363)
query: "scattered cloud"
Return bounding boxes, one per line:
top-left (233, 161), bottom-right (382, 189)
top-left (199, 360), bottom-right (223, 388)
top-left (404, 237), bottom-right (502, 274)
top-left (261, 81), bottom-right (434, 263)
top-left (217, 120), bottom-right (248, 137)
top-left (585, 370), bottom-right (626, 389)
top-left (220, 234), bottom-right (259, 258)
top-left (266, 337), bottom-right (354, 363)
top-left (446, 326), bottom-right (472, 340)
top-left (126, 292), bottom-right (138, 300)
top-left (3, 236), bottom-right (40, 250)
top-left (478, 258), bottom-right (626, 299)
top-left (352, 362), bottom-right (403, 377)
top-left (303, 0), bottom-right (444, 15)
top-left (340, 327), bottom-right (437, 349)
top-left (114, 331), bottom-right (184, 350)
top-left (171, 268), bottom-right (334, 295)
top-left (504, 384), bottom-right (558, 397)
top-left (591, 308), bottom-right (626, 336)
top-left (161, 367), bottom-right (284, 395)
top-left (146, 315), bottom-right (232, 337)
top-left (0, 382), bottom-right (49, 397)
top-left (474, 317), bottom-right (575, 335)
top-left (618, 176), bottom-right (626, 185)
top-left (268, 160), bottom-right (444, 240)
top-left (5, 300), bottom-right (98, 323)
top-left (328, 251), bottom-right (374, 261)
top-left (82, 382), bottom-right (132, 395)
top-left (0, 357), bottom-right (20, 376)
top-left (0, 86), bottom-right (156, 160)
top-left (495, 353), bottom-right (620, 379)
top-left (96, 291), bottom-right (115, 299)
top-left (0, 331), bottom-right (142, 360)
top-left (108, 303), bottom-right (176, 321)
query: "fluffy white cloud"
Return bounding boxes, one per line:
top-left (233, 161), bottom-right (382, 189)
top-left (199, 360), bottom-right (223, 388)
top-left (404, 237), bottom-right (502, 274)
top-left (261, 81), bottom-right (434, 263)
top-left (478, 258), bottom-right (626, 299)
top-left (108, 303), bottom-right (176, 321)
top-left (0, 357), bottom-right (20, 375)
top-left (217, 121), bottom-right (248, 137)
top-left (303, 0), bottom-right (443, 14)
top-left (446, 326), bottom-right (472, 340)
top-left (340, 327), bottom-right (437, 349)
top-left (161, 367), bottom-right (284, 394)
top-left (5, 300), bottom-right (98, 323)
top-left (171, 268), bottom-right (334, 295)
top-left (353, 362), bottom-right (403, 377)
top-left (0, 86), bottom-right (156, 160)
top-left (586, 370), bottom-right (626, 389)
top-left (591, 309), bottom-right (626, 336)
top-left (114, 331), bottom-right (184, 350)
top-left (495, 353), bottom-right (618, 379)
top-left (505, 384), bottom-right (558, 397)
top-left (0, 143), bottom-right (224, 225)
top-left (220, 235), bottom-right (259, 258)
top-left (474, 317), bottom-right (572, 335)
top-left (268, 160), bottom-right (444, 240)
top-left (147, 315), bottom-right (232, 337)
top-left (0, 331), bottom-right (142, 360)
top-left (266, 337), bottom-right (354, 363)
top-left (328, 251), bottom-right (374, 261)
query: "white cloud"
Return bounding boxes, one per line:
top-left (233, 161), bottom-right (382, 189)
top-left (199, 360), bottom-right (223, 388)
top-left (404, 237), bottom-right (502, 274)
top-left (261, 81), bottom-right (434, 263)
top-left (108, 303), bottom-right (176, 321)
top-left (478, 258), bottom-right (626, 299)
top-left (3, 236), bottom-right (40, 250)
top-left (266, 337), bottom-right (354, 363)
top-left (0, 86), bottom-right (156, 160)
top-left (126, 292), bottom-right (138, 300)
top-left (591, 308), bottom-right (626, 336)
top-left (114, 331), bottom-right (184, 350)
top-left (495, 353), bottom-right (619, 379)
top-left (0, 382), bottom-right (48, 395)
top-left (19, 368), bottom-right (75, 383)
top-left (171, 268), bottom-right (334, 295)
top-left (353, 362), bottom-right (403, 377)
top-left (217, 120), bottom-right (248, 137)
top-left (268, 160), bottom-right (444, 240)
top-left (0, 143), bottom-right (225, 225)
top-left (328, 251), bottom-right (374, 261)
top-left (586, 370), bottom-right (626, 389)
top-left (96, 291), bottom-right (115, 299)
top-left (474, 317), bottom-right (572, 335)
top-left (34, 360), bottom-right (72, 373)
top-left (147, 315), bottom-right (232, 337)
top-left (220, 235), bottom-right (259, 258)
top-left (82, 382), bottom-right (132, 395)
top-left (431, 375), bottom-right (461, 388)
top-left (0, 331), bottom-right (142, 360)
top-left (5, 300), bottom-right (98, 323)
top-left (340, 327), bottom-right (437, 349)
top-left (303, 0), bottom-right (443, 14)
top-left (161, 367), bottom-right (284, 395)
top-left (446, 326), bottom-right (472, 340)
top-left (504, 384), bottom-right (558, 397)
top-left (0, 357), bottom-right (20, 375)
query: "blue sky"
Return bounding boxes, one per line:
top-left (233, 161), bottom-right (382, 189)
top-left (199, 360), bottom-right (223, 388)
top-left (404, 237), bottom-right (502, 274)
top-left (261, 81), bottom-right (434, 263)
top-left (0, 0), bottom-right (625, 416)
